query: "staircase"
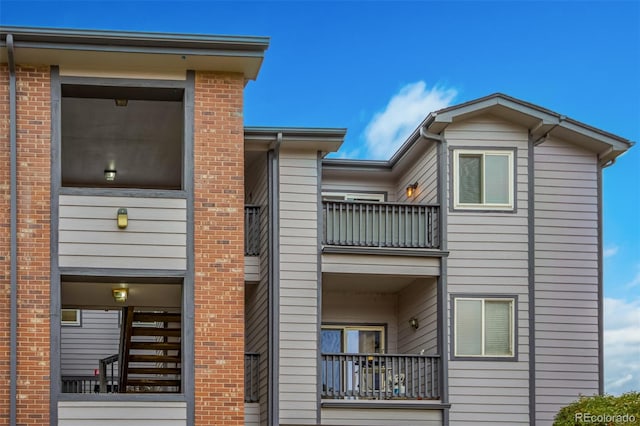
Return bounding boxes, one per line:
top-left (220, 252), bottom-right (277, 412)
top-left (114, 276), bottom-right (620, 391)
top-left (119, 307), bottom-right (182, 393)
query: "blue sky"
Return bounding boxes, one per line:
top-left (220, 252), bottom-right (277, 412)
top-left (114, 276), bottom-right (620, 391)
top-left (2, 1), bottom-right (639, 394)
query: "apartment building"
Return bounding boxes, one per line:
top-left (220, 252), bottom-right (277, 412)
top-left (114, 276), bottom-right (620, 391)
top-left (0, 26), bottom-right (632, 426)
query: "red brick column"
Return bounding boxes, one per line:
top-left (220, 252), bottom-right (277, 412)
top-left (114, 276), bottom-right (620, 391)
top-left (0, 65), bottom-right (10, 426)
top-left (193, 71), bottom-right (245, 425)
top-left (15, 66), bottom-right (51, 425)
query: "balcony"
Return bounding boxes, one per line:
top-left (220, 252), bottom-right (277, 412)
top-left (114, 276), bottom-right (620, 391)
top-left (244, 352), bottom-right (260, 403)
top-left (322, 201), bottom-right (440, 250)
top-left (321, 353), bottom-right (439, 400)
top-left (245, 205), bottom-right (261, 256)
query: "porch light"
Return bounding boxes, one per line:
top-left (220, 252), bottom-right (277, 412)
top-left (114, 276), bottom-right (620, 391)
top-left (406, 182), bottom-right (418, 198)
top-left (104, 168), bottom-right (117, 182)
top-left (112, 288), bottom-right (128, 303)
top-left (409, 317), bottom-right (419, 330)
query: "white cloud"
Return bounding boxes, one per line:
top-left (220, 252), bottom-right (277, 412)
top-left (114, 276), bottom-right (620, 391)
top-left (604, 297), bottom-right (640, 395)
top-left (604, 245), bottom-right (619, 258)
top-left (625, 266), bottom-right (640, 289)
top-left (362, 81), bottom-right (457, 160)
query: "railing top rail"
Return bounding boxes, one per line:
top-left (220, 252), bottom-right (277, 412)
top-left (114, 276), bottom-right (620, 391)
top-left (323, 200), bottom-right (440, 208)
top-left (321, 352), bottom-right (440, 358)
top-left (245, 352), bottom-right (260, 356)
top-left (244, 204), bottom-right (261, 209)
top-left (100, 354), bottom-right (119, 364)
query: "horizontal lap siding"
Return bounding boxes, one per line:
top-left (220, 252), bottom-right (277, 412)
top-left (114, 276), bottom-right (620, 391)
top-left (58, 401), bottom-right (186, 426)
top-left (322, 253), bottom-right (440, 276)
top-left (279, 150), bottom-right (319, 424)
top-left (396, 141), bottom-right (439, 204)
top-left (59, 195), bottom-right (187, 270)
top-left (244, 154), bottom-right (269, 425)
top-left (445, 116), bottom-right (530, 425)
top-left (61, 310), bottom-right (120, 376)
top-left (321, 407), bottom-right (442, 425)
top-left (534, 137), bottom-right (599, 424)
top-left (398, 278), bottom-right (438, 355)
top-left (245, 403), bottom-right (260, 426)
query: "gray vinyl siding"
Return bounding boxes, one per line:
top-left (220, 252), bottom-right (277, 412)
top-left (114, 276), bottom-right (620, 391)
top-left (321, 406), bottom-right (442, 425)
top-left (244, 153), bottom-right (269, 426)
top-left (59, 195), bottom-right (187, 270)
top-left (322, 290), bottom-right (399, 353)
top-left (278, 148), bottom-right (320, 424)
top-left (245, 403), bottom-right (260, 426)
top-left (322, 253), bottom-right (440, 276)
top-left (397, 278), bottom-right (438, 355)
top-left (445, 115), bottom-right (530, 425)
top-left (395, 140), bottom-right (439, 204)
top-left (534, 137), bottom-right (599, 424)
top-left (61, 310), bottom-right (120, 376)
top-left (58, 401), bottom-right (186, 426)
top-left (321, 176), bottom-right (395, 201)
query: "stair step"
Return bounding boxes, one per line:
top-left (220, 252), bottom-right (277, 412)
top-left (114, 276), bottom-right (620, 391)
top-left (127, 379), bottom-right (181, 387)
top-left (133, 312), bottom-right (181, 323)
top-left (128, 367), bottom-right (181, 375)
top-left (128, 354), bottom-right (181, 363)
top-left (130, 342), bottom-right (181, 350)
top-left (131, 328), bottom-right (181, 337)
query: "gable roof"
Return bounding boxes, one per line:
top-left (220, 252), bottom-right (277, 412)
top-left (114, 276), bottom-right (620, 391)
top-left (425, 93), bottom-right (633, 166)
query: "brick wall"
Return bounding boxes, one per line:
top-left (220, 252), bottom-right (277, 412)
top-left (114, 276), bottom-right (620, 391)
top-left (193, 71), bottom-right (245, 425)
top-left (0, 64), bottom-right (10, 426)
top-left (15, 65), bottom-right (51, 425)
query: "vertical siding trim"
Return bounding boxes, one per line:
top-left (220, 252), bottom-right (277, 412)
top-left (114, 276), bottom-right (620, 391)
top-left (316, 152), bottom-right (323, 425)
top-left (50, 64), bottom-right (62, 426)
top-left (183, 70), bottom-right (195, 426)
top-left (267, 133), bottom-right (282, 426)
top-left (438, 135), bottom-right (450, 426)
top-left (528, 134), bottom-right (536, 425)
top-left (597, 164), bottom-right (604, 395)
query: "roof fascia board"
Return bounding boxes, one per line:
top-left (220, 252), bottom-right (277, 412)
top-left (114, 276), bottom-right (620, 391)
top-left (0, 26), bottom-right (269, 53)
top-left (244, 127), bottom-right (347, 153)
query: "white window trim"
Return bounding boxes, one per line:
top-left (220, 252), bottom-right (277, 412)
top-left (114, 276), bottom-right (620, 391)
top-left (61, 309), bottom-right (81, 326)
top-left (452, 149), bottom-right (514, 210)
top-left (322, 192), bottom-right (386, 202)
top-left (454, 297), bottom-right (515, 358)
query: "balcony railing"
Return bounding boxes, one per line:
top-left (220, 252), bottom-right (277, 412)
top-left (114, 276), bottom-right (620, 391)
top-left (245, 352), bottom-right (260, 403)
top-left (322, 201), bottom-right (439, 249)
top-left (321, 353), bottom-right (439, 400)
top-left (245, 205), bottom-right (261, 256)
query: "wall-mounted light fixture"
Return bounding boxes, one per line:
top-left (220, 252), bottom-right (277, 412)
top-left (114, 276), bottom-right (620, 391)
top-left (114, 99), bottom-right (128, 107)
top-left (104, 168), bottom-right (117, 182)
top-left (409, 317), bottom-right (419, 330)
top-left (406, 182), bottom-right (418, 198)
top-left (112, 288), bottom-right (128, 303)
top-left (117, 208), bottom-right (128, 229)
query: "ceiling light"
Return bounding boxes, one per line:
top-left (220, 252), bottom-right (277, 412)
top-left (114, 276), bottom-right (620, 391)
top-left (112, 288), bottom-right (128, 303)
top-left (114, 99), bottom-right (128, 107)
top-left (104, 169), bottom-right (117, 182)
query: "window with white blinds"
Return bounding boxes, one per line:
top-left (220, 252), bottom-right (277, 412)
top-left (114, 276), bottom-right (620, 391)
top-left (454, 297), bottom-right (515, 358)
top-left (453, 149), bottom-right (514, 210)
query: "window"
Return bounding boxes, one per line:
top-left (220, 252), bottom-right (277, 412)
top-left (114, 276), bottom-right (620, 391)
top-left (453, 297), bottom-right (515, 358)
top-left (321, 325), bottom-right (385, 353)
top-left (61, 309), bottom-right (81, 326)
top-left (453, 150), bottom-right (514, 210)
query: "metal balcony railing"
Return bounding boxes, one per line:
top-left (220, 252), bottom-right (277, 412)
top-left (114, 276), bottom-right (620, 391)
top-left (321, 353), bottom-right (439, 400)
top-left (245, 352), bottom-right (260, 403)
top-left (322, 201), bottom-right (439, 249)
top-left (245, 205), bottom-right (261, 256)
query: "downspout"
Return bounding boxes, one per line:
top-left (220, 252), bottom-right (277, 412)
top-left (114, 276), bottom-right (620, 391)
top-left (8, 33), bottom-right (18, 426)
top-left (420, 126), bottom-right (450, 425)
top-left (268, 132), bottom-right (282, 426)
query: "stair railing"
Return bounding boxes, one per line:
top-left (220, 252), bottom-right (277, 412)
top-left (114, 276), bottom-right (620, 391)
top-left (99, 354), bottom-right (119, 393)
top-left (118, 306), bottom-right (135, 392)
